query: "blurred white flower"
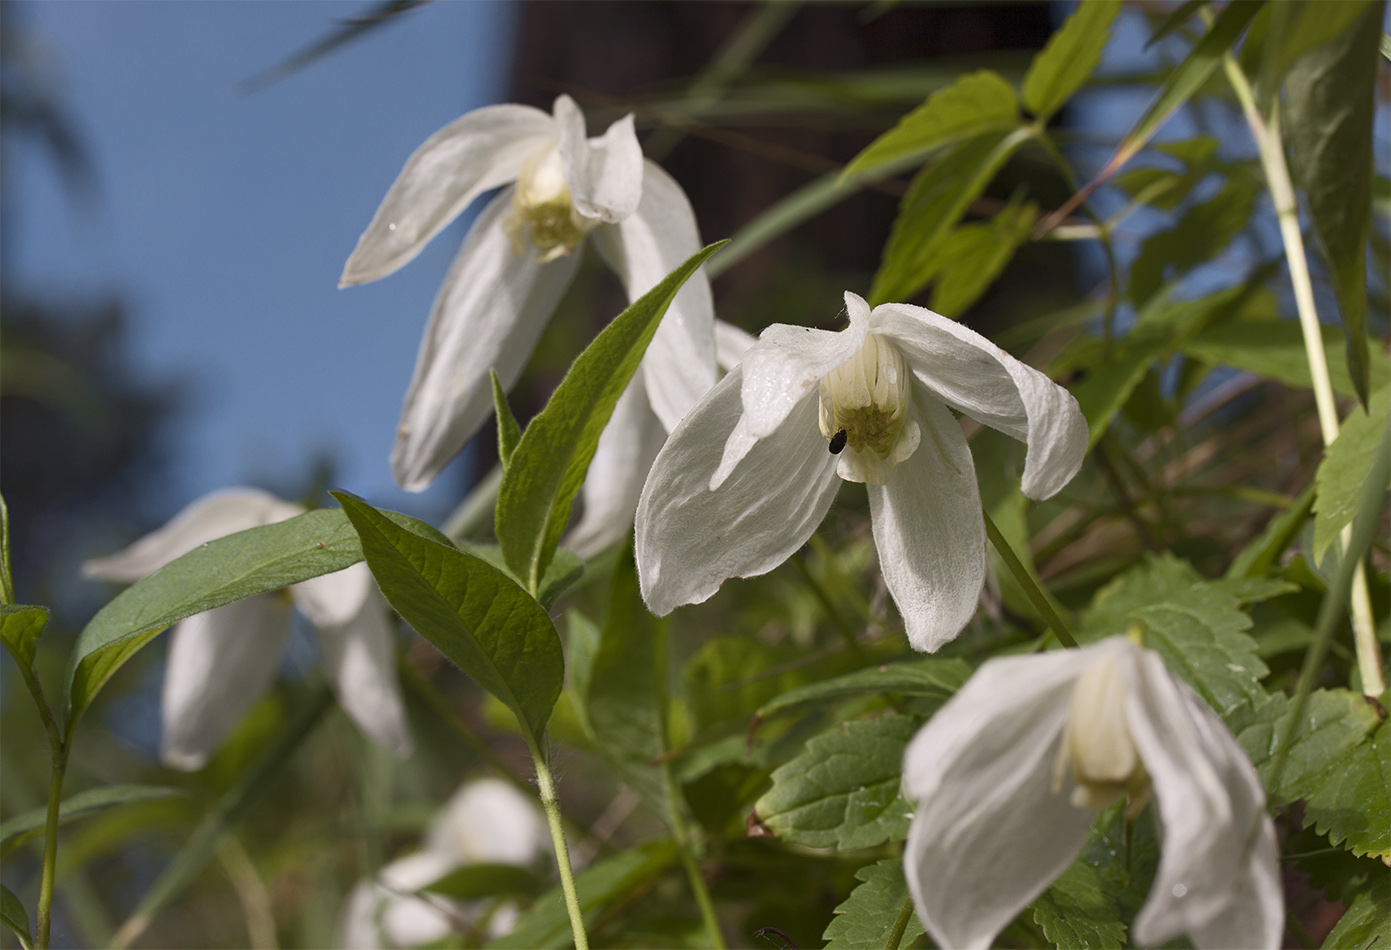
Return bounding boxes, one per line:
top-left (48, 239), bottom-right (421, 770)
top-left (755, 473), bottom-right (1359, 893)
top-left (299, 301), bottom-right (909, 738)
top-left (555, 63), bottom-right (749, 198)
top-left (341, 94), bottom-right (716, 493)
top-left (901, 636), bottom-right (1282, 950)
top-left (83, 488), bottom-right (413, 770)
top-left (335, 777), bottom-right (550, 949)
top-left (635, 291), bottom-right (1087, 652)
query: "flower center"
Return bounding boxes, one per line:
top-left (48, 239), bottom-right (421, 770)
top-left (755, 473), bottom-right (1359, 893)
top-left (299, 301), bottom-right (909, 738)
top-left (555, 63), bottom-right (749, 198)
top-left (504, 147), bottom-right (597, 263)
top-left (1052, 652), bottom-right (1151, 817)
top-left (817, 333), bottom-right (920, 485)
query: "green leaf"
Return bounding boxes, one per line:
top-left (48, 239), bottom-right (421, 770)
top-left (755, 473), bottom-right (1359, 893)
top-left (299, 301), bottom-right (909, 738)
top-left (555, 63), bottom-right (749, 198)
top-left (870, 127), bottom-right (1033, 305)
top-left (1129, 175), bottom-right (1260, 306)
top-left (754, 656), bottom-right (972, 723)
top-left (491, 369), bottom-right (522, 470)
top-left (1313, 384), bottom-right (1391, 563)
top-left (0, 784), bottom-right (186, 854)
top-left (929, 197), bottom-right (1038, 318)
top-left (842, 70), bottom-right (1019, 179)
top-left (456, 541), bottom-right (584, 611)
top-left (496, 241), bottom-right (725, 593)
top-left (1081, 554), bottom-right (1269, 715)
top-left (1021, 0), bottom-right (1121, 121)
top-left (754, 714), bottom-right (918, 850)
top-left (0, 604), bottom-right (48, 676)
top-left (65, 506), bottom-right (444, 734)
top-left (333, 491), bottom-right (563, 745)
top-left (1322, 885), bottom-right (1390, 949)
top-left (1226, 483), bottom-right (1314, 579)
top-left (0, 885), bottom-right (32, 950)
top-left (823, 859), bottom-right (924, 950)
top-left (1145, 0), bottom-right (1215, 49)
top-left (1031, 859), bottom-right (1127, 950)
top-left (423, 863), bottom-right (545, 900)
top-left (1285, 1), bottom-right (1383, 406)
top-left (1183, 317), bottom-right (1391, 397)
top-left (487, 841), bottom-right (678, 949)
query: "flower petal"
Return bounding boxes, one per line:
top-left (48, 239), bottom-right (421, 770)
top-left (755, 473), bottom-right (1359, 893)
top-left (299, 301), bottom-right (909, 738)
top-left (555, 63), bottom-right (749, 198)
top-left (591, 160), bottom-right (716, 432)
top-left (1127, 648), bottom-right (1283, 949)
top-left (391, 186), bottom-right (582, 491)
top-left (313, 585), bottom-right (414, 760)
top-left (160, 594), bottom-right (291, 770)
top-left (868, 392), bottom-right (985, 652)
top-left (902, 649), bottom-right (1096, 950)
top-left (635, 367), bottom-right (839, 615)
top-left (714, 319), bottom-right (757, 372)
top-left (291, 562), bottom-right (374, 628)
top-left (554, 94), bottom-right (642, 223)
top-left (340, 103), bottom-right (555, 286)
top-left (566, 374), bottom-right (668, 559)
top-left (425, 778), bottom-right (549, 866)
top-left (84, 488), bottom-right (304, 582)
top-left (871, 301), bottom-right (1088, 500)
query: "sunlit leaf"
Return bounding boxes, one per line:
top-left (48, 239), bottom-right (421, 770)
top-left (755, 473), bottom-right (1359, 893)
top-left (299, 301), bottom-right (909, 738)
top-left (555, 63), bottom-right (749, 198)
top-left (1313, 384), bottom-right (1390, 563)
top-left (0, 604), bottom-right (48, 677)
top-left (491, 369), bottom-right (522, 471)
top-left (929, 197), bottom-right (1037, 317)
top-left (1021, 0), bottom-right (1121, 121)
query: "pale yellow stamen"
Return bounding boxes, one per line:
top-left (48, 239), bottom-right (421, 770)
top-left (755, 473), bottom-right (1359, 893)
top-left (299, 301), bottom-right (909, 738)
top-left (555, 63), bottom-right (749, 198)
top-left (817, 334), bottom-right (920, 485)
top-left (503, 147), bottom-right (597, 262)
top-left (1053, 652), bottom-right (1151, 818)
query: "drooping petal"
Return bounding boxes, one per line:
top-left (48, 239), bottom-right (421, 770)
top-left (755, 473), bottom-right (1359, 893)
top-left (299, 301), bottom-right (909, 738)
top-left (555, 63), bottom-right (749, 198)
top-left (636, 366), bottom-right (839, 616)
top-left (313, 584), bottom-right (414, 760)
top-left (347, 852), bottom-right (460, 950)
top-left (902, 648), bottom-right (1097, 950)
top-left (553, 94), bottom-right (643, 223)
top-left (160, 594), bottom-right (292, 770)
top-left (566, 375), bottom-right (668, 559)
top-left (424, 778), bottom-right (549, 867)
top-left (1127, 648), bottom-right (1282, 949)
top-left (868, 392), bottom-right (985, 652)
top-left (391, 186), bottom-right (583, 491)
top-left (292, 562), bottom-right (374, 628)
top-left (340, 103), bottom-right (556, 286)
top-left (870, 300), bottom-right (1088, 500)
top-left (84, 488), bottom-right (304, 582)
top-left (714, 319), bottom-right (757, 372)
top-left (591, 160), bottom-right (716, 433)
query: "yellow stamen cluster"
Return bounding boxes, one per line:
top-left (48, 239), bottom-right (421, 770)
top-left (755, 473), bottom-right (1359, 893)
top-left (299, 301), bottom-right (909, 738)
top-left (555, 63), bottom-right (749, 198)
top-left (1052, 652), bottom-right (1151, 817)
top-left (817, 334), bottom-right (919, 484)
top-left (504, 147), bottom-right (597, 263)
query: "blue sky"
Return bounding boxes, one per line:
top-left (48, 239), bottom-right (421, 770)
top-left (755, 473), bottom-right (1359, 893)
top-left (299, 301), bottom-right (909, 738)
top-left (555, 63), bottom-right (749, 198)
top-left (9, 1), bottom-right (517, 523)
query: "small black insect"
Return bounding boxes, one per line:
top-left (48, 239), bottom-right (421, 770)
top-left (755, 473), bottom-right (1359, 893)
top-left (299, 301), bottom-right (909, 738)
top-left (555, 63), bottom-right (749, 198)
top-left (828, 428), bottom-right (848, 455)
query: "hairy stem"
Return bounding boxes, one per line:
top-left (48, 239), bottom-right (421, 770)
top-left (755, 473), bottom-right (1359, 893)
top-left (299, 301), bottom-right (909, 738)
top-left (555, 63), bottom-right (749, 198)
top-left (886, 895), bottom-right (915, 950)
top-left (983, 509), bottom-right (1076, 648)
top-left (531, 747), bottom-right (589, 950)
top-left (35, 752), bottom-right (67, 950)
top-left (663, 763), bottom-right (725, 949)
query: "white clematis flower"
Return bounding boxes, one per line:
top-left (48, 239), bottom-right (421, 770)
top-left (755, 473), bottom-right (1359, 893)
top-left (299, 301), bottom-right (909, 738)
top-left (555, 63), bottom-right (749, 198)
top-left (335, 777), bottom-right (549, 949)
top-left (83, 488), bottom-right (413, 771)
top-left (901, 636), bottom-right (1283, 950)
top-left (341, 94), bottom-right (716, 492)
top-left (635, 291), bottom-right (1087, 652)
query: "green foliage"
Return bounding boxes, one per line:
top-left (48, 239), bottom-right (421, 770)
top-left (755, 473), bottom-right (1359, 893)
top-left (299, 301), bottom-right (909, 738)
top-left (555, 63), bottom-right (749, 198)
top-left (0, 604), bottom-right (48, 680)
top-left (334, 491), bottom-right (564, 746)
top-left (495, 241), bottom-right (725, 593)
top-left (753, 656), bottom-right (971, 723)
top-left (1226, 484), bottom-right (1314, 579)
top-left (1313, 384), bottom-right (1390, 563)
top-left (1283, 1), bottom-right (1383, 405)
top-left (455, 540), bottom-right (584, 611)
top-left (0, 785), bottom-right (185, 854)
top-left (1183, 316), bottom-right (1391, 397)
top-left (929, 197), bottom-right (1038, 317)
top-left (1128, 175), bottom-right (1260, 306)
top-left (823, 859), bottom-right (924, 950)
top-left (1021, 0), bottom-right (1121, 121)
top-left (424, 863), bottom-right (546, 900)
top-left (491, 368), bottom-right (522, 470)
top-left (754, 714), bottom-right (918, 850)
top-left (1031, 859), bottom-right (1127, 950)
top-left (1321, 885), bottom-right (1390, 949)
top-left (0, 886), bottom-right (32, 950)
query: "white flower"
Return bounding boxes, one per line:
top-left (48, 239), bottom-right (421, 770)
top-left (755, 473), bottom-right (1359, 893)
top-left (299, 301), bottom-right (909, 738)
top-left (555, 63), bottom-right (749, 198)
top-left (635, 291), bottom-right (1087, 652)
top-left (335, 777), bottom-right (549, 949)
top-left (901, 636), bottom-right (1283, 950)
top-left (83, 488), bottom-right (413, 770)
top-left (341, 94), bottom-right (716, 492)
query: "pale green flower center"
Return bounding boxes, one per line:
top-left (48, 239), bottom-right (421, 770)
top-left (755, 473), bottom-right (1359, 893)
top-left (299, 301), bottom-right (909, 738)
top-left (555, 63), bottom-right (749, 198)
top-left (504, 147), bottom-right (597, 263)
top-left (818, 333), bottom-right (920, 485)
top-left (1053, 652), bottom-right (1151, 817)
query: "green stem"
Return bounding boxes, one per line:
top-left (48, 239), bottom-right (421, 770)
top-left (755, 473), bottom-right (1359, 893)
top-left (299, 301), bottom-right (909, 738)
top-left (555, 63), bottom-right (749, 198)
top-left (35, 753), bottom-right (66, 950)
top-left (531, 746), bottom-right (589, 950)
top-left (982, 509), bottom-right (1076, 648)
top-left (885, 895), bottom-right (914, 950)
top-left (0, 491), bottom-right (14, 605)
top-left (662, 762), bottom-right (725, 949)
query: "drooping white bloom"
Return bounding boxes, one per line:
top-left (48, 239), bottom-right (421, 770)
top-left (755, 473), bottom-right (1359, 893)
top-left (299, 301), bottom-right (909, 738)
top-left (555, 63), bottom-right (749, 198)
top-left (341, 94), bottom-right (716, 493)
top-left (83, 488), bottom-right (413, 770)
top-left (901, 636), bottom-right (1283, 950)
top-left (635, 291), bottom-right (1087, 652)
top-left (335, 777), bottom-right (549, 949)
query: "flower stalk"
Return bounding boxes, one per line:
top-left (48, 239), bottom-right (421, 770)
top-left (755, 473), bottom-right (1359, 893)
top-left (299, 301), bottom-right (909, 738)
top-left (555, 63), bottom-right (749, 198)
top-left (530, 749), bottom-right (589, 950)
top-left (982, 509), bottom-right (1076, 648)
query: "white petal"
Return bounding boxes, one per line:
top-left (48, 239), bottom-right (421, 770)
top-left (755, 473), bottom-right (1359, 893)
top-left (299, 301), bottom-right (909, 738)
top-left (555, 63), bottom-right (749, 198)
top-left (292, 561), bottom-right (374, 628)
top-left (160, 595), bottom-right (291, 770)
top-left (391, 186), bottom-right (582, 491)
top-left (736, 291), bottom-right (873, 443)
top-left (902, 650), bottom-right (1096, 950)
top-left (635, 366), bottom-right (839, 615)
top-left (868, 393), bottom-right (985, 652)
top-left (340, 103), bottom-right (555, 286)
top-left (871, 301), bottom-right (1088, 500)
top-left (714, 319), bottom-right (757, 372)
top-left (376, 853), bottom-right (461, 949)
top-left (566, 374), bottom-right (668, 559)
top-left (1127, 648), bottom-right (1283, 949)
top-left (314, 589), bottom-right (414, 760)
top-left (335, 879), bottom-right (388, 950)
top-left (554, 94), bottom-right (642, 223)
top-left (425, 778), bottom-right (549, 867)
top-left (591, 160), bottom-right (716, 433)
top-left (84, 488), bottom-right (303, 582)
